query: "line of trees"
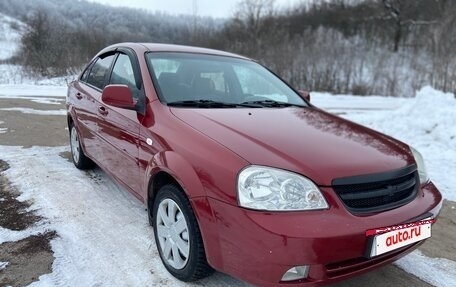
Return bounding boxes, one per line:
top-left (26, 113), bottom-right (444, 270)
top-left (214, 0), bottom-right (456, 96)
top-left (1, 0), bottom-right (456, 96)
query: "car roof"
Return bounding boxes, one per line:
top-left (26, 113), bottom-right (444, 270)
top-left (98, 42), bottom-right (250, 60)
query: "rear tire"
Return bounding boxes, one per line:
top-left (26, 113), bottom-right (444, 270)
top-left (153, 184), bottom-right (214, 281)
top-left (69, 123), bottom-right (94, 170)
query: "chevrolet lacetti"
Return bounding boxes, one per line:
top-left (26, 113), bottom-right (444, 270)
top-left (66, 43), bottom-right (442, 286)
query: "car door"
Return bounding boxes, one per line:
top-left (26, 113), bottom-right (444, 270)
top-left (76, 53), bottom-right (116, 160)
top-left (97, 51), bottom-right (143, 197)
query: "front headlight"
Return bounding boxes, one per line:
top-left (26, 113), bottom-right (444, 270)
top-left (237, 166), bottom-right (328, 211)
top-left (410, 146), bottom-right (429, 185)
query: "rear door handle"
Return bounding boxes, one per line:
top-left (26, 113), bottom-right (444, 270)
top-left (75, 92), bottom-right (83, 100)
top-left (98, 106), bottom-right (108, 116)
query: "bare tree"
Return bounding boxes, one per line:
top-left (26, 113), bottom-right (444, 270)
top-left (428, 1), bottom-right (456, 91)
top-left (381, 0), bottom-right (438, 52)
top-left (20, 10), bottom-right (53, 75)
top-left (235, 0), bottom-right (275, 38)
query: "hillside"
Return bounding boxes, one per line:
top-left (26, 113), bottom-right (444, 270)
top-left (0, 0), bottom-right (221, 76)
top-left (0, 13), bottom-right (26, 61)
top-left (0, 0), bottom-right (221, 45)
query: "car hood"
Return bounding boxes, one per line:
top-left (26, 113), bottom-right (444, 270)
top-left (170, 107), bottom-right (414, 186)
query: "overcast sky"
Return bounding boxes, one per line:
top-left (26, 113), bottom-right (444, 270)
top-left (89, 0), bottom-right (304, 18)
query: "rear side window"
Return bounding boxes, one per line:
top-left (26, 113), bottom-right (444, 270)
top-left (86, 54), bottom-right (115, 90)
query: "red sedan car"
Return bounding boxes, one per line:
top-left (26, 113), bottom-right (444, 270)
top-left (66, 43), bottom-right (442, 286)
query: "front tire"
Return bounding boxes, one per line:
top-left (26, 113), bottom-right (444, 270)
top-left (153, 184), bottom-right (213, 281)
top-left (69, 123), bottom-right (94, 170)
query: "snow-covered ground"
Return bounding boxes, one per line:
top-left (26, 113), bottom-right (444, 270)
top-left (0, 261), bottom-right (8, 271)
top-left (0, 84), bottom-right (67, 97)
top-left (0, 120), bottom-right (6, 134)
top-left (0, 145), bottom-right (247, 287)
top-left (395, 250), bottom-right (456, 287)
top-left (0, 107), bottom-right (66, 115)
top-left (0, 83), bottom-right (68, 107)
top-left (0, 85), bottom-right (455, 286)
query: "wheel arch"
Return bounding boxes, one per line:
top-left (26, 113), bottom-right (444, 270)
top-left (147, 170), bottom-right (181, 225)
top-left (67, 112), bottom-right (88, 155)
top-left (145, 152), bottom-right (224, 272)
top-left (145, 151), bottom-right (206, 224)
top-left (67, 114), bottom-right (74, 132)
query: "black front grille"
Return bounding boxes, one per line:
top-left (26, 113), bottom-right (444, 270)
top-left (332, 165), bottom-right (419, 213)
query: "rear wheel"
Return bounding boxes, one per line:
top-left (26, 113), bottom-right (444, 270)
top-left (153, 184), bottom-right (213, 281)
top-left (69, 123), bottom-right (94, 170)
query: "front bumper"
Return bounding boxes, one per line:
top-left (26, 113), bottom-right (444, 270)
top-left (193, 181), bottom-right (442, 286)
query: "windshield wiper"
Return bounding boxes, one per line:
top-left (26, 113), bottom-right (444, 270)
top-left (167, 100), bottom-right (261, 108)
top-left (240, 100), bottom-right (305, 108)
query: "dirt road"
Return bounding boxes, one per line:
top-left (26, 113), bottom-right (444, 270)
top-left (0, 96), bottom-right (454, 287)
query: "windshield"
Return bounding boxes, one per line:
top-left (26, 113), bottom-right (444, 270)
top-left (146, 52), bottom-right (307, 108)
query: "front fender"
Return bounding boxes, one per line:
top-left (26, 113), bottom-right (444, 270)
top-left (146, 151), bottom-right (205, 198)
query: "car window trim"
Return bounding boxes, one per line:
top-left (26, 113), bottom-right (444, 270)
top-left (80, 59), bottom-right (96, 82)
top-left (259, 62), bottom-right (310, 106)
top-left (106, 53), bottom-right (120, 87)
top-left (82, 51), bottom-right (117, 92)
top-left (113, 47), bottom-right (146, 115)
top-left (115, 47), bottom-right (143, 91)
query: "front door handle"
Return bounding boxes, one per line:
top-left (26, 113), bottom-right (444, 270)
top-left (98, 106), bottom-right (108, 116)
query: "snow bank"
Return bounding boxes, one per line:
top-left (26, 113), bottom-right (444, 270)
top-left (312, 92), bottom-right (409, 112)
top-left (392, 86), bottom-right (456, 148)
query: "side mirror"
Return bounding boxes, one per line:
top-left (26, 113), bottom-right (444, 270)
top-left (102, 84), bottom-right (136, 109)
top-left (298, 90), bottom-right (310, 102)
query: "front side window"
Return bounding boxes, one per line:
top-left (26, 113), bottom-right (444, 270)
top-left (110, 53), bottom-right (140, 99)
top-left (146, 52), bottom-right (307, 108)
top-left (80, 63), bottom-right (92, 82)
top-left (86, 54), bottom-right (115, 90)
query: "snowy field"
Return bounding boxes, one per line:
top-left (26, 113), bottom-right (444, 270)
top-left (0, 84), bottom-right (455, 287)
